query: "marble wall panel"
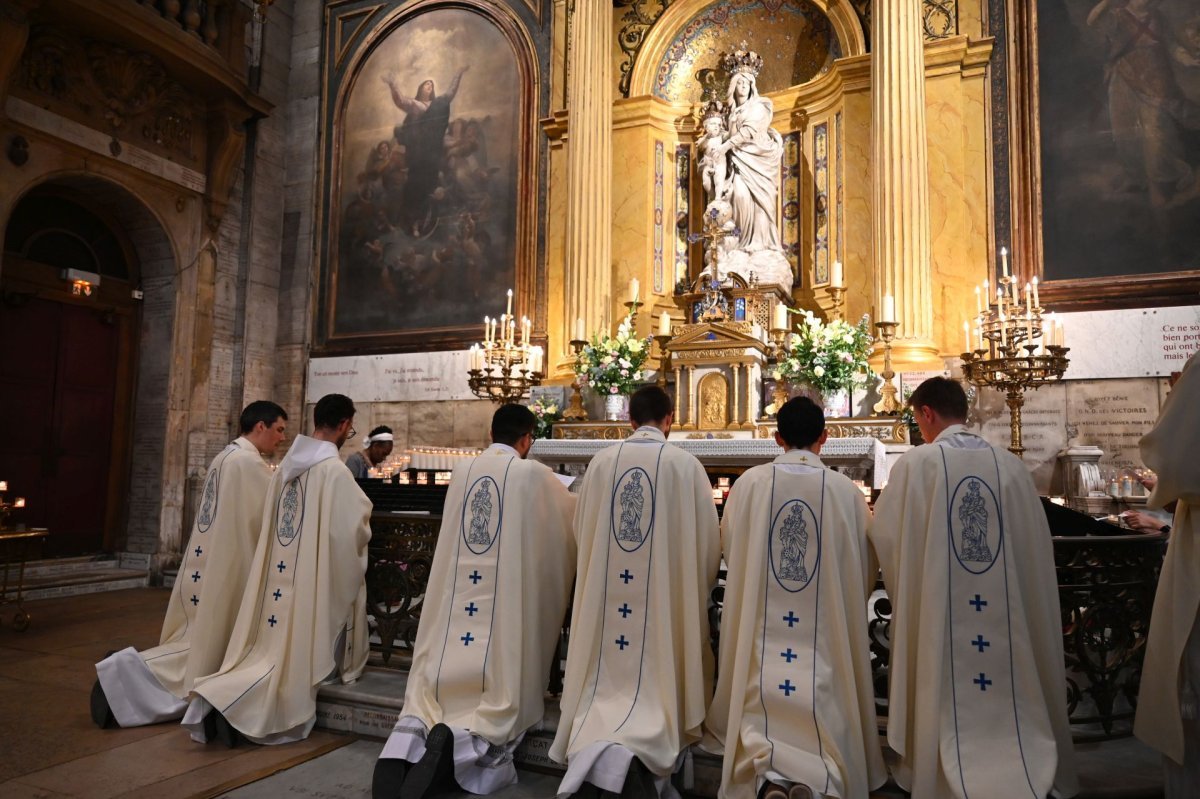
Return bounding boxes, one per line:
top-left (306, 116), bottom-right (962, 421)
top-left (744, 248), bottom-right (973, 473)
top-left (970, 382), bottom-right (1067, 491)
top-left (1064, 378), bottom-right (1166, 472)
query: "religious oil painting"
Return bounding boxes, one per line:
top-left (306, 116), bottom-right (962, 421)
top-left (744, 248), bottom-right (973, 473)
top-left (1037, 0), bottom-right (1200, 280)
top-left (325, 7), bottom-right (525, 349)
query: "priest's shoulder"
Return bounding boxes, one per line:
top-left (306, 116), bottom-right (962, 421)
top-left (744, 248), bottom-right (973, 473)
top-left (222, 446), bottom-right (272, 476)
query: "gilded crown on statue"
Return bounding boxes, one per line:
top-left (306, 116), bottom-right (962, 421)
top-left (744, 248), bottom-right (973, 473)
top-left (722, 41), bottom-right (764, 77)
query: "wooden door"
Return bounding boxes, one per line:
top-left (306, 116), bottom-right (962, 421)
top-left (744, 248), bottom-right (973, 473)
top-left (0, 297), bottom-right (119, 555)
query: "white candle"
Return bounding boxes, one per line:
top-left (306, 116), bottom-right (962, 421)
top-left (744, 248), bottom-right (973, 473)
top-left (506, 288), bottom-right (513, 318)
top-left (1025, 310), bottom-right (1033, 345)
top-left (14, 497), bottom-right (24, 508)
top-left (831, 260), bottom-right (844, 288)
top-left (1025, 283), bottom-right (1032, 316)
top-left (1056, 318), bottom-right (1065, 348)
top-left (773, 303), bottom-right (788, 330)
top-left (1000, 246), bottom-right (1009, 278)
top-left (881, 294), bottom-right (896, 324)
top-left (964, 320), bottom-right (971, 353)
top-left (483, 316), bottom-right (490, 344)
top-left (997, 285), bottom-right (1004, 307)
top-left (575, 317), bottom-right (585, 341)
top-left (976, 325), bottom-right (984, 351)
top-left (974, 285), bottom-right (982, 315)
top-left (630, 278), bottom-right (639, 303)
top-left (659, 311), bottom-right (671, 336)
top-left (0, 480), bottom-right (6, 492)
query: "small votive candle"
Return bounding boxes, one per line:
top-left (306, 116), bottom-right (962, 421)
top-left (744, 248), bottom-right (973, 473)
top-left (880, 294), bottom-right (896, 324)
top-left (14, 497), bottom-right (25, 508)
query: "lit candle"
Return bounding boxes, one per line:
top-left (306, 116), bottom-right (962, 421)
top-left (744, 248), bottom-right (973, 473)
top-left (983, 278), bottom-right (990, 308)
top-left (659, 311), bottom-right (671, 336)
top-left (831, 260), bottom-right (844, 288)
top-left (575, 317), bottom-right (585, 341)
top-left (974, 285), bottom-right (982, 315)
top-left (964, 320), bottom-right (971, 353)
top-left (976, 325), bottom-right (984, 351)
top-left (1025, 283), bottom-right (1032, 316)
top-left (629, 278), bottom-right (639, 303)
top-left (1056, 317), bottom-right (1065, 348)
top-left (773, 303), bottom-right (788, 330)
top-left (1025, 310), bottom-right (1033, 344)
top-left (1031, 276), bottom-right (1040, 309)
top-left (483, 316), bottom-right (490, 344)
top-left (506, 288), bottom-right (513, 318)
top-left (997, 285), bottom-right (1004, 308)
top-left (14, 497), bottom-right (24, 508)
top-left (0, 480), bottom-right (6, 492)
top-left (1000, 246), bottom-right (1009, 279)
top-left (881, 294), bottom-right (896, 324)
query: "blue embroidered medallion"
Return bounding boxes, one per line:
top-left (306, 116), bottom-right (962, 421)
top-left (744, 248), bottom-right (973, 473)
top-left (462, 475), bottom-right (502, 554)
top-left (611, 467), bottom-right (655, 552)
top-left (770, 499), bottom-right (819, 591)
top-left (276, 478), bottom-right (304, 546)
top-left (950, 477), bottom-right (1002, 574)
top-left (196, 469), bottom-right (218, 532)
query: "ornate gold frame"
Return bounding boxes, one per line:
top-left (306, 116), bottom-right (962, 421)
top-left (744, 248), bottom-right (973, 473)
top-left (315, 0), bottom-right (542, 354)
top-left (1004, 0), bottom-right (1200, 311)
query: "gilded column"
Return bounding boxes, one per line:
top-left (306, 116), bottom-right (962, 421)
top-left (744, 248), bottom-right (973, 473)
top-left (871, 0), bottom-right (941, 369)
top-left (731, 365), bottom-right (740, 428)
top-left (673, 367), bottom-right (682, 421)
top-left (563, 0), bottom-right (612, 358)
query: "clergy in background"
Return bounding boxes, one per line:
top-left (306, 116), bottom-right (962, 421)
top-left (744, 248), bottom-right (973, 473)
top-left (704, 397), bottom-right (885, 799)
top-left (871, 377), bottom-right (1077, 799)
top-left (346, 425), bottom-right (394, 478)
top-left (551, 385), bottom-right (721, 798)
top-left (373, 403), bottom-right (577, 798)
top-left (1135, 350), bottom-right (1200, 796)
top-left (183, 393), bottom-right (373, 746)
top-left (91, 401), bottom-right (288, 729)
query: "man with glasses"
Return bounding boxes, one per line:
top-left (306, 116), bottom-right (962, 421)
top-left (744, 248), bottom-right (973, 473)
top-left (183, 393), bottom-right (373, 746)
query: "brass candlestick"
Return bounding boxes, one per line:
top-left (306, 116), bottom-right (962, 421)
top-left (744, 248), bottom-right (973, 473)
top-left (564, 339), bottom-right (589, 421)
top-left (654, 334), bottom-right (673, 388)
top-left (826, 284), bottom-right (847, 321)
top-left (873, 321), bottom-right (901, 415)
top-left (623, 299), bottom-right (641, 325)
top-left (764, 326), bottom-right (791, 418)
top-left (962, 343), bottom-right (1070, 457)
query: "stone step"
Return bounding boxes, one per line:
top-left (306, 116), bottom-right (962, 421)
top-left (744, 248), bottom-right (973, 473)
top-left (15, 566), bottom-right (148, 601)
top-left (18, 555), bottom-right (119, 579)
top-left (317, 666), bottom-right (1164, 798)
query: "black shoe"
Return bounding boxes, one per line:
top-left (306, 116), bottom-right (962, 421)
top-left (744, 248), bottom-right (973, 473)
top-left (89, 680), bottom-right (117, 729)
top-left (202, 709), bottom-right (218, 743)
top-left (568, 783), bottom-right (604, 799)
top-left (620, 758), bottom-right (658, 798)
top-left (400, 723), bottom-right (457, 798)
top-left (372, 757), bottom-right (411, 799)
top-left (213, 711), bottom-right (243, 748)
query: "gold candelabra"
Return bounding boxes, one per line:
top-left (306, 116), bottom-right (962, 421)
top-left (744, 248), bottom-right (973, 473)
top-left (873, 321), bottom-right (901, 415)
top-left (563, 339), bottom-right (589, 421)
top-left (960, 270), bottom-right (1068, 457)
top-left (763, 325), bottom-right (792, 418)
top-left (623, 299), bottom-right (641, 325)
top-left (467, 299), bottom-right (544, 404)
top-left (826, 284), bottom-right (847, 322)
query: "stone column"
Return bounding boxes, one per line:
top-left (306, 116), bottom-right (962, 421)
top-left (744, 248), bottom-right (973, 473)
top-left (563, 0), bottom-right (612, 356)
top-left (871, 0), bottom-right (941, 369)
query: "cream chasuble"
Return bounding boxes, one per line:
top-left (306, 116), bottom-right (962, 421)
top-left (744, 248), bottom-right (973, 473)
top-left (186, 435), bottom-right (372, 744)
top-left (871, 426), bottom-right (1077, 799)
top-left (551, 426), bottom-right (720, 794)
top-left (379, 443), bottom-right (577, 794)
top-left (704, 450), bottom-right (885, 799)
top-left (96, 437), bottom-right (271, 727)
top-left (1135, 350), bottom-right (1200, 777)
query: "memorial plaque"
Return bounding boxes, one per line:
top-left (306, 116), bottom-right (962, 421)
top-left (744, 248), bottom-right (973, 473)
top-left (1059, 306), bottom-right (1200, 379)
top-left (969, 382), bottom-right (1067, 493)
top-left (1065, 379), bottom-right (1165, 472)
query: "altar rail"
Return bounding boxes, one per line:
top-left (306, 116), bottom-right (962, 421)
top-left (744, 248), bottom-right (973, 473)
top-left (365, 518), bottom-right (1166, 741)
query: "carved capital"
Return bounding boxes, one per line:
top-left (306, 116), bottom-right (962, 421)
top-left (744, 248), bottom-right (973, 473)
top-left (204, 99), bottom-right (250, 231)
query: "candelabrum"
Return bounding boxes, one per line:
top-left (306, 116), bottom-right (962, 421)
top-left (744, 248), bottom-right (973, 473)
top-left (467, 340), bottom-right (545, 404)
top-left (623, 299), bottom-right (641, 325)
top-left (654, 334), bottom-right (673, 389)
top-left (763, 326), bottom-right (792, 418)
top-left (563, 339), bottom-right (589, 421)
top-left (826, 284), bottom-right (847, 322)
top-left (961, 274), bottom-right (1068, 456)
top-left (873, 321), bottom-right (901, 415)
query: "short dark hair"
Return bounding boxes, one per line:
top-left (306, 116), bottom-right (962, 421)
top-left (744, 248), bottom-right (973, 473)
top-left (368, 425), bottom-right (393, 439)
top-left (239, 401), bottom-right (287, 434)
top-left (630, 385), bottom-right (673, 425)
top-left (493, 404), bottom-right (536, 445)
top-left (313, 393), bottom-right (356, 430)
top-left (776, 396), bottom-right (825, 449)
top-left (908, 376), bottom-right (968, 421)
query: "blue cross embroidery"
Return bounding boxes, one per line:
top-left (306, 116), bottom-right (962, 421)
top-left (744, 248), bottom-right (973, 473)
top-left (268, 615), bottom-right (277, 627)
top-left (781, 648), bottom-right (797, 663)
top-left (273, 589), bottom-right (282, 601)
top-left (194, 546), bottom-right (202, 557)
top-left (190, 595), bottom-right (199, 606)
top-left (974, 673), bottom-right (993, 691)
top-left (618, 603), bottom-right (632, 618)
top-left (782, 611), bottom-right (799, 628)
top-left (191, 571), bottom-right (201, 582)
top-left (465, 602), bottom-right (479, 617)
top-left (969, 594), bottom-right (988, 612)
top-left (779, 679), bottom-right (796, 696)
top-left (461, 632), bottom-right (475, 646)
top-left (972, 635), bottom-right (991, 652)
top-left (619, 569), bottom-right (634, 584)
top-left (615, 635), bottom-right (630, 650)
top-left (277, 560), bottom-right (287, 573)
top-left (469, 570), bottom-right (483, 584)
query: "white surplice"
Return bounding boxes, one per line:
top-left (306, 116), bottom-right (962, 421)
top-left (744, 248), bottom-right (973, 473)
top-left (1135, 350), bottom-right (1200, 792)
top-left (378, 443), bottom-right (577, 793)
top-left (871, 425), bottom-right (1078, 799)
top-left (704, 449), bottom-right (886, 799)
top-left (95, 437), bottom-right (271, 727)
top-left (550, 426), bottom-right (721, 796)
top-left (183, 434), bottom-right (372, 744)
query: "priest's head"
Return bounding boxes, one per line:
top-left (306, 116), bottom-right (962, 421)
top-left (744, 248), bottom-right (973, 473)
top-left (775, 396), bottom-right (828, 453)
top-left (492, 404), bottom-right (537, 458)
top-left (240, 400), bottom-right (289, 456)
top-left (364, 426), bottom-right (395, 465)
top-left (313, 393), bottom-right (357, 449)
top-left (629, 386), bottom-right (674, 434)
top-left (908, 377), bottom-right (969, 444)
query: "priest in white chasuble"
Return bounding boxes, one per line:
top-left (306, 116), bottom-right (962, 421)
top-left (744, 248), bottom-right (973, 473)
top-left (91, 401), bottom-right (287, 729)
top-left (551, 386), bottom-right (721, 798)
top-left (871, 377), bottom-right (1077, 799)
top-left (704, 397), bottom-right (885, 799)
top-left (1135, 350), bottom-right (1200, 796)
top-left (183, 393), bottom-right (372, 746)
top-left (372, 404), bottom-right (577, 798)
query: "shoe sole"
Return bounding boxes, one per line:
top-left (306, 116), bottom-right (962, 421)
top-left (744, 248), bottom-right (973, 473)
top-left (90, 680), bottom-right (117, 729)
top-left (372, 757), bottom-right (410, 799)
top-left (400, 723), bottom-right (455, 798)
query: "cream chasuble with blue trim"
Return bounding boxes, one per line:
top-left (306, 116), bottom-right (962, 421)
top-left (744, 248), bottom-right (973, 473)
top-left (872, 427), bottom-right (1078, 799)
top-left (704, 450), bottom-right (885, 799)
top-left (551, 426), bottom-right (720, 790)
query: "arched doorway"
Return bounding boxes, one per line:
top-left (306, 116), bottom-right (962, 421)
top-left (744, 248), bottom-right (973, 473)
top-left (0, 178), bottom-right (174, 557)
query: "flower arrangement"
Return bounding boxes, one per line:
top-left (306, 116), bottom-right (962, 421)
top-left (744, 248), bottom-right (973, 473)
top-left (576, 316), bottom-right (652, 396)
top-left (527, 396), bottom-right (562, 440)
top-left (775, 312), bottom-right (874, 396)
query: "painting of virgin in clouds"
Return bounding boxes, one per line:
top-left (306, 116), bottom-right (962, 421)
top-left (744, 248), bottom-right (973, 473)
top-left (329, 8), bottom-right (522, 344)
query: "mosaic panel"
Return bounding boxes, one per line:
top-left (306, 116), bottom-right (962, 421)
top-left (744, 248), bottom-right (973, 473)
top-left (814, 120), bottom-right (829, 286)
top-left (782, 131), bottom-right (803, 286)
top-left (654, 139), bottom-right (666, 294)
top-left (675, 144), bottom-right (692, 289)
